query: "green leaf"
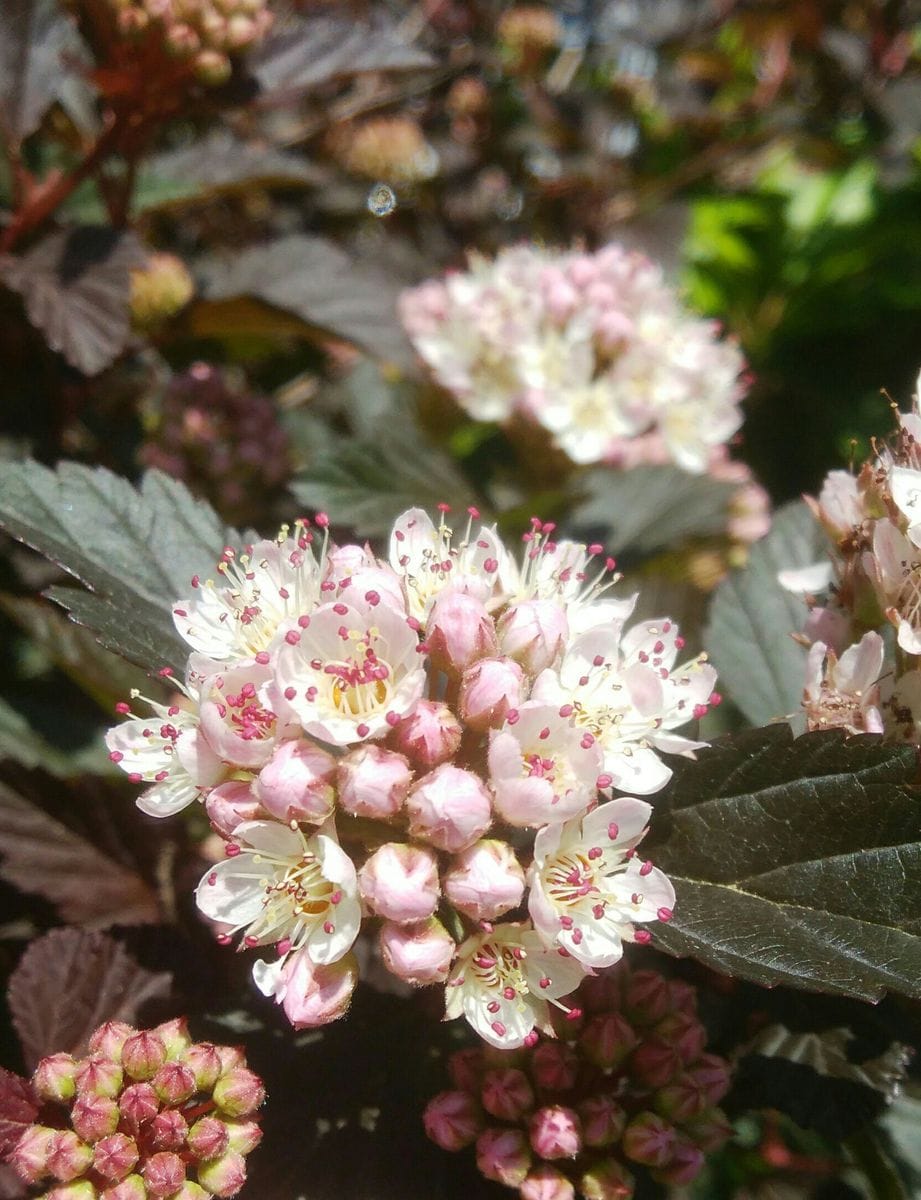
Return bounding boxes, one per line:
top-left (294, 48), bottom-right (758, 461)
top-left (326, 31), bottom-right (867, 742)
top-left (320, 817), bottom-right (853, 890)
top-left (704, 500), bottom-right (824, 727)
top-left (198, 234), bottom-right (415, 367)
top-left (649, 726), bottom-right (921, 1002)
top-left (0, 460), bottom-right (240, 673)
top-left (569, 465), bottom-right (739, 555)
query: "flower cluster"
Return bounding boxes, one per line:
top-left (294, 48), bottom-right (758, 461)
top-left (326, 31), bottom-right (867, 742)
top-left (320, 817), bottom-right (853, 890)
top-left (107, 507), bottom-right (716, 1047)
top-left (139, 364), bottom-right (290, 527)
top-left (328, 116), bottom-right (440, 185)
top-left (101, 0), bottom-right (272, 85)
top-left (8, 1019), bottom-right (264, 1200)
top-left (399, 243), bottom-right (747, 474)
top-left (788, 369), bottom-right (921, 740)
top-left (425, 965), bottom-right (733, 1199)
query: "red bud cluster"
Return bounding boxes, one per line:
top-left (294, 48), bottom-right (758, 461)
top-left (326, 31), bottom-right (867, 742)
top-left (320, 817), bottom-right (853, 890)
top-left (424, 964), bottom-right (732, 1198)
top-left (9, 1019), bottom-right (265, 1200)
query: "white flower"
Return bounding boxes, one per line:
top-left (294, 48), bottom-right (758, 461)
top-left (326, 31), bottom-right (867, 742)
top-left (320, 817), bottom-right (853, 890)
top-left (865, 519), bottom-right (921, 654)
top-left (388, 507), bottom-right (513, 622)
top-left (803, 633), bottom-right (885, 735)
top-left (445, 923), bottom-right (586, 1049)
top-left (196, 819), bottom-right (361, 972)
top-left (172, 529), bottom-right (322, 663)
top-left (273, 595), bottom-right (426, 745)
top-left (106, 686), bottom-right (223, 817)
top-left (532, 619), bottom-right (715, 795)
top-left (528, 797), bottom-right (675, 969)
top-left (890, 466), bottom-right (921, 548)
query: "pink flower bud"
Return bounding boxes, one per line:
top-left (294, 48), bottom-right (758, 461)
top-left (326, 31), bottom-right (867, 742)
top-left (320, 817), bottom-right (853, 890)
top-left (121, 1031), bottom-right (167, 1081)
top-left (458, 656), bottom-right (525, 731)
top-left (280, 950), bottom-right (358, 1030)
top-left (653, 1077), bottom-right (706, 1123)
top-left (578, 971), bottom-right (622, 1014)
top-left (655, 1012), bottom-right (706, 1064)
top-left (180, 1042), bottom-right (223, 1091)
top-left (622, 970), bottom-right (670, 1026)
top-left (152, 1061), bottom-right (196, 1106)
top-left (151, 1108), bottom-right (189, 1151)
top-left (379, 918), bottom-right (455, 985)
top-left (33, 1053), bottom-right (77, 1103)
top-left (187, 1116), bottom-right (230, 1161)
top-left (406, 764), bottom-right (491, 852)
top-left (427, 589), bottom-right (498, 676)
top-left (578, 1095), bottom-right (626, 1148)
top-left (196, 1149), bottom-right (248, 1197)
top-left (10, 1125), bottom-right (57, 1184)
top-left (520, 1164), bottom-right (576, 1200)
top-left (424, 1090), bottom-right (484, 1151)
top-left (74, 1055), bottom-right (123, 1101)
top-left (665, 977), bottom-right (698, 1016)
top-left (529, 1105), bottom-right (582, 1160)
top-left (47, 1130), bottom-right (93, 1182)
top-left (481, 1068), bottom-right (534, 1122)
top-left (622, 1112), bottom-right (676, 1168)
top-left (629, 1039), bottom-right (682, 1089)
top-left (215, 1046), bottom-right (245, 1073)
top-left (337, 744), bottom-right (412, 819)
top-left (222, 1117), bottom-right (262, 1155)
top-left (388, 700), bottom-right (462, 769)
top-left (88, 1022), bottom-right (136, 1060)
top-left (45, 1182), bottom-right (97, 1200)
top-left (205, 780), bottom-right (265, 838)
top-left (579, 1013), bottom-right (637, 1071)
top-left (254, 738), bottom-right (336, 825)
top-left (578, 1158), bottom-right (634, 1200)
top-left (497, 600), bottom-right (568, 676)
top-left (441, 839), bottom-right (525, 921)
top-left (213, 1068), bottom-right (265, 1117)
top-left (359, 842), bottom-right (440, 924)
top-left (447, 1047), bottom-right (484, 1092)
top-left (152, 1017), bottom-right (191, 1059)
top-left (476, 1127), bottom-right (531, 1187)
top-left (99, 1172), bottom-right (146, 1200)
top-left (530, 1041), bottom-right (579, 1092)
top-left (71, 1094), bottom-right (120, 1143)
top-left (93, 1134), bottom-right (139, 1182)
top-left (652, 1138), bottom-right (705, 1186)
top-left (686, 1053), bottom-right (732, 1105)
top-left (683, 1107), bottom-right (733, 1152)
top-left (118, 1083), bottom-right (160, 1132)
top-left (166, 1184), bottom-right (211, 1200)
top-left (143, 1150), bottom-right (186, 1196)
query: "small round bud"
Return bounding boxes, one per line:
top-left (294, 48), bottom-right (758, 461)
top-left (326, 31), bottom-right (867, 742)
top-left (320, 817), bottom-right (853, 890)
top-left (379, 918), bottom-right (455, 985)
top-left (254, 738), bottom-right (336, 825)
top-left (187, 1115), bottom-right (230, 1161)
top-left (121, 1031), bottom-right (167, 1081)
top-left (47, 1130), bottom-right (94, 1182)
top-left (497, 599), bottom-right (568, 676)
top-left (71, 1094), bottom-right (120, 1143)
top-left (530, 1041), bottom-right (579, 1093)
top-left (529, 1105), bottom-right (582, 1160)
top-left (152, 1017), bottom-right (192, 1060)
top-left (423, 1091), bottom-right (483, 1151)
top-left (213, 1067), bottom-right (265, 1117)
top-left (193, 49), bottom-right (232, 85)
top-left (45, 1181), bottom-right (98, 1200)
top-left (130, 252), bottom-right (194, 329)
top-left (388, 700), bottom-right (462, 769)
top-left (152, 1061), bottom-right (196, 1105)
top-left (88, 1022), bottom-right (136, 1060)
top-left (629, 1039), bottom-right (682, 1090)
top-left (151, 1108), bottom-right (189, 1151)
top-left (654, 1077), bottom-right (706, 1123)
top-left (442, 839), bottom-right (525, 921)
top-left (579, 1012), bottom-right (637, 1071)
top-left (579, 1158), bottom-right (635, 1200)
top-left (427, 589), bottom-right (498, 676)
top-left (359, 842), bottom-right (440, 924)
top-left (143, 1150), bottom-right (186, 1196)
top-left (196, 1149), bottom-right (248, 1197)
top-left (652, 1138), bottom-right (705, 1186)
top-left (10, 1125), bottom-right (57, 1184)
top-left (205, 780), bottom-right (264, 838)
top-left (74, 1055), bottom-right (123, 1100)
top-left (337, 744), bottom-right (412, 819)
top-left (33, 1053), bottom-right (78, 1103)
top-left (180, 1042), bottom-right (223, 1091)
top-left (118, 1082), bottom-right (160, 1132)
top-left (215, 1045), bottom-right (246, 1073)
top-left (481, 1067), bottom-right (534, 1123)
top-left (458, 656), bottom-right (525, 732)
top-left (99, 1172), bottom-right (146, 1199)
top-left (682, 1107), bottom-right (733, 1152)
top-left (222, 1117), bottom-right (262, 1155)
top-left (406, 764), bottom-right (492, 852)
top-left (476, 1127), bottom-right (531, 1187)
top-left (654, 1011), bottom-right (706, 1064)
top-left (520, 1164), bottom-right (576, 1200)
top-left (447, 1047), bottom-right (484, 1092)
top-left (578, 1095), bottom-right (626, 1148)
top-left (280, 950), bottom-right (358, 1030)
top-left (622, 1112), bottom-right (676, 1169)
top-left (622, 970), bottom-right (670, 1026)
top-left (93, 1133), bottom-right (139, 1183)
top-left (685, 1053), bottom-right (732, 1105)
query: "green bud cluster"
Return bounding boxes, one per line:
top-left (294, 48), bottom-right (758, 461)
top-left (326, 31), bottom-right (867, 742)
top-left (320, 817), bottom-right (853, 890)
top-left (424, 963), bottom-right (733, 1199)
top-left (10, 1019), bottom-right (265, 1200)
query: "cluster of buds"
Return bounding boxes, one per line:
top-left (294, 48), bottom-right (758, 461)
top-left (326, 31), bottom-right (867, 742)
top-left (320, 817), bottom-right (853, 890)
top-left (787, 369), bottom-right (921, 740)
top-left (106, 505), bottom-right (717, 1047)
top-left (327, 115), bottom-right (440, 185)
top-left (139, 364), bottom-right (290, 527)
top-left (399, 243), bottom-right (748, 475)
top-left (424, 965), bottom-right (733, 1199)
top-left (95, 0), bottom-right (272, 86)
top-left (130, 254), bottom-right (195, 331)
top-left (8, 1019), bottom-right (264, 1199)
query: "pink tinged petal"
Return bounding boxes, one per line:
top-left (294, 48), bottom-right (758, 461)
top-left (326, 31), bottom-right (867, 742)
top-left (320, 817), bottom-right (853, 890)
top-left (649, 731), bottom-right (707, 756)
top-left (562, 914), bottom-right (624, 969)
top-left (314, 835), bottom-right (359, 891)
top-left (581, 797), bottom-right (651, 850)
top-left (306, 896), bottom-right (361, 965)
top-left (195, 861), bottom-right (267, 927)
top-left (251, 958), bottom-right (286, 1000)
top-left (604, 745), bottom-right (672, 795)
top-left (234, 820), bottom-right (303, 858)
top-left (136, 776), bottom-right (201, 818)
top-left (777, 561), bottom-right (834, 594)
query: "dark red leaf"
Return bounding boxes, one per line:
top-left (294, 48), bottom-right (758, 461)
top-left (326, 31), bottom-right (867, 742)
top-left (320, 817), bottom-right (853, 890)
top-left (0, 1069), bottom-right (38, 1158)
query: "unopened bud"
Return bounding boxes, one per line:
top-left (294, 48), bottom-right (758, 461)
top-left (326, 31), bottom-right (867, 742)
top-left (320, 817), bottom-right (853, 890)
top-left (89, 1022), bottom-right (136, 1060)
top-left (578, 971), bottom-right (622, 1014)
top-left (651, 1138), bottom-right (705, 1186)
top-left (458, 656), bottom-right (525, 731)
top-left (654, 1011), bottom-right (706, 1063)
top-left (168, 1184), bottom-right (211, 1200)
top-left (442, 839), bottom-right (525, 921)
top-left (187, 1115), bottom-right (230, 1161)
top-left (119, 1083), bottom-right (160, 1132)
top-left (447, 1047), bottom-right (484, 1092)
top-left (143, 1150), bottom-right (185, 1196)
top-left (71, 1095), bottom-right (120, 1143)
top-left (497, 599), bottom-right (568, 676)
top-left (254, 739), bottom-right (336, 825)
top-left (481, 1067), bottom-right (534, 1122)
top-left (47, 1130), bottom-right (94, 1182)
top-left (423, 1090), bottom-right (483, 1151)
top-left (622, 1112), bottom-right (676, 1169)
top-left (337, 744), bottom-right (412, 819)
top-left (45, 1181), bottom-right (98, 1200)
top-left (530, 1041), bottom-right (578, 1092)
top-left (476, 1127), bottom-right (531, 1187)
top-left (152, 1061), bottom-right (196, 1106)
top-left (205, 780), bottom-right (264, 838)
top-left (193, 49), bottom-right (232, 85)
top-left (629, 1039), bottom-right (682, 1089)
top-left (388, 700), bottom-right (462, 769)
top-left (180, 1042), bottom-right (222, 1091)
top-left (99, 1172), bottom-right (146, 1200)
top-left (427, 589), bottom-right (498, 676)
top-left (520, 1164), bottom-right (576, 1200)
top-left (359, 842), bottom-right (440, 924)
top-left (683, 1107), bottom-right (733, 1152)
top-left (654, 1077), bottom-right (706, 1123)
top-left (579, 1158), bottom-right (635, 1200)
top-left (10, 1124), bottom-right (57, 1184)
top-left (93, 1134), bottom-right (139, 1182)
top-left (579, 1012), bottom-right (637, 1071)
top-left (664, 978), bottom-right (698, 1016)
top-left (280, 950), bottom-right (358, 1030)
top-left (222, 1117), bottom-right (262, 1155)
top-left (75, 1056), bottom-right (123, 1101)
top-left (686, 1053), bottom-right (732, 1105)
top-left (151, 1109), bottom-right (189, 1151)
top-left (121, 1031), bottom-right (167, 1081)
top-left (622, 970), bottom-right (670, 1026)
top-left (152, 1018), bottom-right (191, 1060)
top-left (213, 1067), bottom-right (265, 1117)
top-left (33, 1052), bottom-right (78, 1103)
top-left (578, 1095), bottom-right (625, 1148)
top-left (215, 1046), bottom-right (246, 1074)
top-left (529, 1105), bottom-right (582, 1160)
top-left (196, 1148), bottom-right (248, 1197)
top-left (406, 764), bottom-right (491, 852)
top-left (379, 918), bottom-right (454, 985)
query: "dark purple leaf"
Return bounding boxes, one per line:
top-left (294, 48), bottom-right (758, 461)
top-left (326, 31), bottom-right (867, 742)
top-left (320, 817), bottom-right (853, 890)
top-left (0, 0), bottom-right (90, 142)
top-left (8, 928), bottom-right (172, 1069)
top-left (0, 1070), bottom-right (38, 1158)
top-left (0, 227), bottom-right (146, 375)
